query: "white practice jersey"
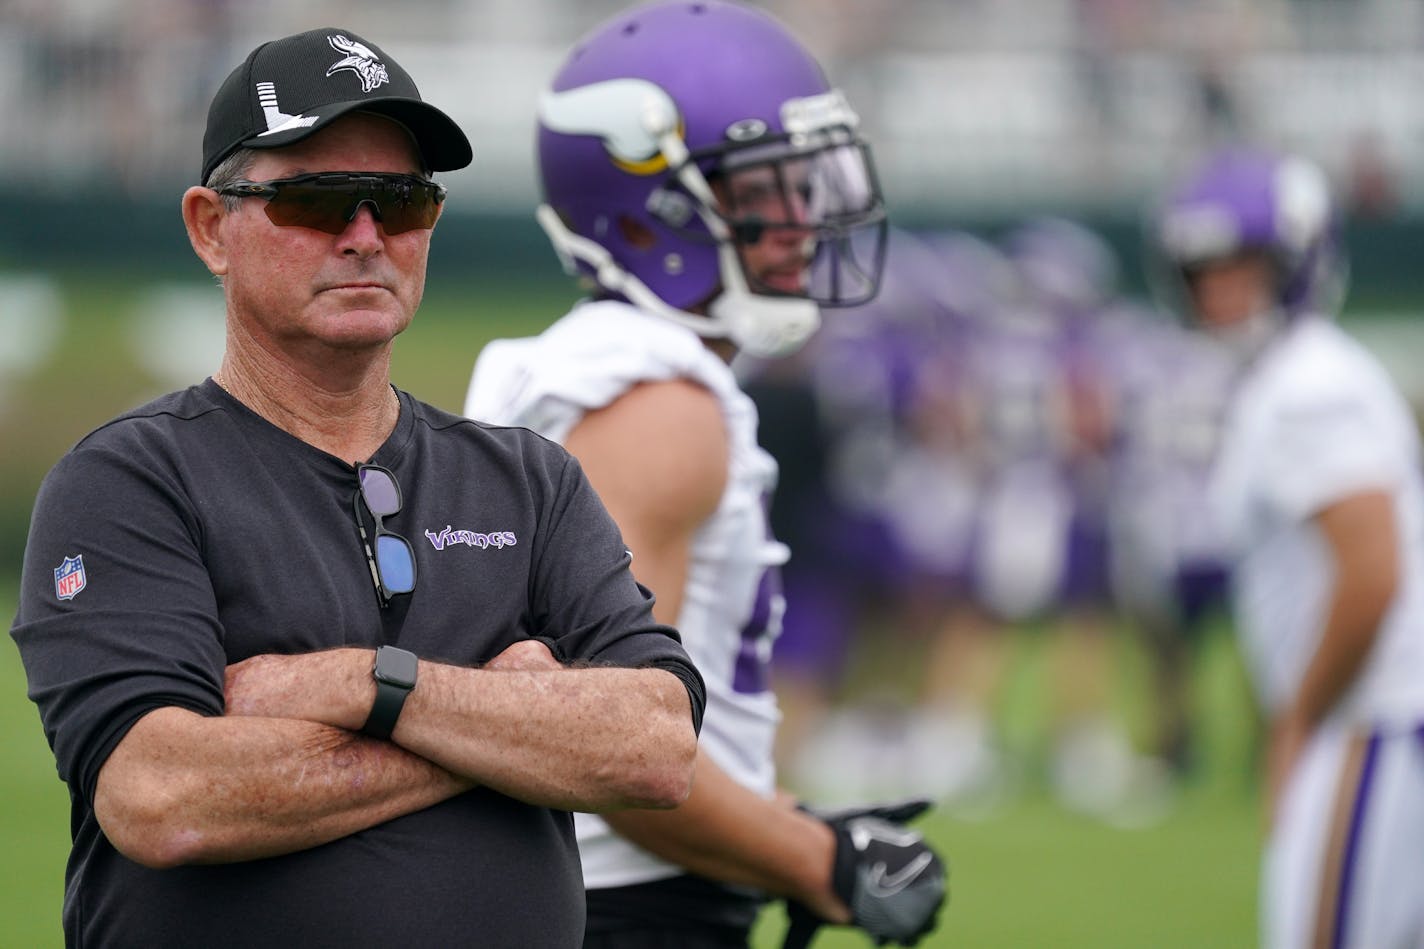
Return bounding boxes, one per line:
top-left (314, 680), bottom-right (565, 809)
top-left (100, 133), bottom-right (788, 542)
top-left (1210, 317), bottom-right (1424, 722)
top-left (465, 299), bottom-right (786, 889)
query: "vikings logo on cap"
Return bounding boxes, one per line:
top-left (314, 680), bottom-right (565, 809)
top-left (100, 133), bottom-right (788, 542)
top-left (326, 34), bottom-right (390, 94)
top-left (54, 554), bottom-right (86, 601)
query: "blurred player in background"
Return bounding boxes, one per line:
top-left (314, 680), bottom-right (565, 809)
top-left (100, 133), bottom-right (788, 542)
top-left (939, 216), bottom-right (1172, 824)
top-left (752, 228), bottom-right (991, 808)
top-left (1105, 295), bottom-right (1238, 783)
top-left (1155, 146), bottom-right (1424, 948)
top-left (463, 3), bottom-right (946, 946)
top-left (880, 230), bottom-right (1012, 812)
top-left (761, 219), bottom-right (1176, 825)
top-left (994, 218), bottom-right (1134, 818)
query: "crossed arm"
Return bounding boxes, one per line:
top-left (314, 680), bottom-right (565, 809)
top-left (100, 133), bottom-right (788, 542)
top-left (95, 645), bottom-right (696, 868)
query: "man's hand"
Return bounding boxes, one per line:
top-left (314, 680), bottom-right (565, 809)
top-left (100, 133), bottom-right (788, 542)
top-left (785, 799), bottom-right (948, 947)
top-left (224, 640), bottom-right (566, 725)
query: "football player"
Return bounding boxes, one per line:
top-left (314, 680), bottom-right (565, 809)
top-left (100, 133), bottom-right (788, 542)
top-left (999, 218), bottom-right (1177, 824)
top-left (463, 3), bottom-right (946, 947)
top-left (1156, 146), bottom-right (1424, 948)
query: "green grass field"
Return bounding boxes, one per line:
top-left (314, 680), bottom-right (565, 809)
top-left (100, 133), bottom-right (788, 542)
top-left (1, 591), bottom-right (1262, 948)
top-left (0, 272), bottom-right (1268, 947)
top-left (746, 622), bottom-right (1264, 948)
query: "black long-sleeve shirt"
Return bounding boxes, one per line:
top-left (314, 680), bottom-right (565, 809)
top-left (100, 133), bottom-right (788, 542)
top-left (12, 379), bottom-right (705, 948)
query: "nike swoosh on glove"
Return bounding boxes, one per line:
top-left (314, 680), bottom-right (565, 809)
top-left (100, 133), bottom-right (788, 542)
top-left (783, 804), bottom-right (948, 948)
top-left (831, 815), bottom-right (947, 945)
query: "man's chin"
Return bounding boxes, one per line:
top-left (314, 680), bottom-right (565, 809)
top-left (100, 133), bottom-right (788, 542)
top-left (314, 308), bottom-right (412, 347)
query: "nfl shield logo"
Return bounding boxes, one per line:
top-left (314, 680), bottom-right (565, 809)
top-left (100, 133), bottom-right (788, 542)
top-left (54, 555), bottom-right (86, 600)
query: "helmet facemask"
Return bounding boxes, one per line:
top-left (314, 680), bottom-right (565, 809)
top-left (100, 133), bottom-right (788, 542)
top-left (693, 124), bottom-right (886, 307)
top-left (538, 83), bottom-right (887, 359)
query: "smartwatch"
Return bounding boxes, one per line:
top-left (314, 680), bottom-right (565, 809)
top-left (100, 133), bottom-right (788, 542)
top-left (362, 645), bottom-right (418, 740)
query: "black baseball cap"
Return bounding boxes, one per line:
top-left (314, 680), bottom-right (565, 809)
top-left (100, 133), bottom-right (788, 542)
top-left (201, 27), bottom-right (472, 183)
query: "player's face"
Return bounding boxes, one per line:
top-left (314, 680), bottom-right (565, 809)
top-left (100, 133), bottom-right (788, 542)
top-left (1184, 252), bottom-right (1276, 330)
top-left (218, 113), bottom-right (434, 359)
top-left (718, 161), bottom-right (814, 295)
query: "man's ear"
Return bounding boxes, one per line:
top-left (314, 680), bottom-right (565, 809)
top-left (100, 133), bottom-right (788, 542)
top-left (182, 186), bottom-right (230, 277)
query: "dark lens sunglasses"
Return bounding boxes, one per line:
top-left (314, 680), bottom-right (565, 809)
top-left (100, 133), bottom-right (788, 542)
top-left (218, 172), bottom-right (446, 236)
top-left (352, 464), bottom-right (417, 608)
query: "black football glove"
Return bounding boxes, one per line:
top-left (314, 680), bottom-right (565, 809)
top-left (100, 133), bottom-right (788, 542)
top-left (784, 799), bottom-right (948, 948)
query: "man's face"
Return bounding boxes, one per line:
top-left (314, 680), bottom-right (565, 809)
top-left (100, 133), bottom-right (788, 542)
top-left (1184, 252), bottom-right (1276, 330)
top-left (217, 113), bottom-right (434, 359)
top-left (718, 160), bottom-right (814, 295)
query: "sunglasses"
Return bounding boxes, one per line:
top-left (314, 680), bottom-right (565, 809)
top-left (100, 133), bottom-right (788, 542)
top-left (352, 464), bottom-right (417, 608)
top-left (217, 172), bottom-right (446, 235)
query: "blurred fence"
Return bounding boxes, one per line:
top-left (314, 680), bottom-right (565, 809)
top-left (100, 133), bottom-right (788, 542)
top-left (1, 0), bottom-right (1422, 217)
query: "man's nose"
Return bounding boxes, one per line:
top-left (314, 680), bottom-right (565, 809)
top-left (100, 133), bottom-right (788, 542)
top-left (338, 202), bottom-right (384, 255)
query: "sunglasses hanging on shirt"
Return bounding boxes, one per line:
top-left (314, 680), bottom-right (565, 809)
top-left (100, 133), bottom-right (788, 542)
top-left (352, 464), bottom-right (418, 608)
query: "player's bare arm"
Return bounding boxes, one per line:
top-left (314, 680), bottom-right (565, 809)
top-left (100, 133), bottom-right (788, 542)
top-left (93, 707), bottom-right (470, 869)
top-left (224, 647), bottom-right (697, 812)
top-left (605, 747), bottom-right (851, 924)
top-left (563, 378), bottom-right (730, 624)
top-left (563, 378), bottom-right (850, 921)
top-left (1268, 488), bottom-right (1399, 816)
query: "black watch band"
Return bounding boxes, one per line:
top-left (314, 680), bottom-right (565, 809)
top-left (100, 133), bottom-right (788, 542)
top-left (362, 645), bottom-right (418, 740)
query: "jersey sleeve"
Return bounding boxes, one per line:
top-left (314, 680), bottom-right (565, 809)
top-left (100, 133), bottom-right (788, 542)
top-left (9, 445), bottom-right (227, 805)
top-left (526, 452), bottom-right (707, 734)
top-left (1258, 385), bottom-right (1406, 521)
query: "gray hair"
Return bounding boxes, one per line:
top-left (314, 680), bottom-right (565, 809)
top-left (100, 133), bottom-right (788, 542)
top-left (204, 148), bottom-right (260, 211)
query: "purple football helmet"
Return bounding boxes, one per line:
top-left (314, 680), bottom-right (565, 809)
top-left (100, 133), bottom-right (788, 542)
top-left (536, 0), bottom-right (886, 358)
top-left (1153, 147), bottom-right (1346, 321)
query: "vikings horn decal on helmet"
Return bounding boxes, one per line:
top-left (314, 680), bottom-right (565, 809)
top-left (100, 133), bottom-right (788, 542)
top-left (1152, 147), bottom-right (1347, 324)
top-left (539, 79), bottom-right (680, 175)
top-left (535, 0), bottom-right (887, 359)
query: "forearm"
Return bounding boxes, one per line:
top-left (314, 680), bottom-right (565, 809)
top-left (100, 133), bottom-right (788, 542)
top-left (399, 659), bottom-right (697, 811)
top-left (94, 706), bottom-right (470, 868)
top-left (1291, 578), bottom-right (1391, 728)
top-left (229, 647), bottom-right (697, 811)
top-left (602, 748), bottom-right (848, 922)
top-left (1290, 494), bottom-right (1398, 729)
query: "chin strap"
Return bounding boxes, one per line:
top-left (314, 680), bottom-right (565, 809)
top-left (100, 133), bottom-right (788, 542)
top-left (708, 285), bottom-right (820, 359)
top-left (535, 202), bottom-right (820, 360)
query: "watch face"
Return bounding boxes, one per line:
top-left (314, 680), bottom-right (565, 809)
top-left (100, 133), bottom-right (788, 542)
top-left (375, 646), bottom-right (418, 689)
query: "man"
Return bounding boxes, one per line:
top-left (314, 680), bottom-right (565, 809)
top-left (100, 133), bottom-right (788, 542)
top-left (465, 4), bottom-right (946, 947)
top-left (1155, 146), bottom-right (1424, 948)
top-left (10, 27), bottom-right (704, 947)
top-left (1106, 299), bottom-right (1237, 783)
